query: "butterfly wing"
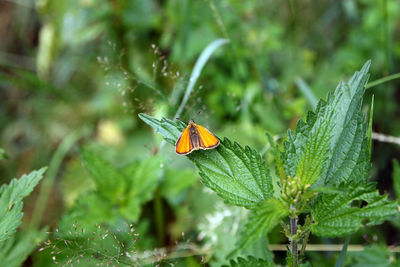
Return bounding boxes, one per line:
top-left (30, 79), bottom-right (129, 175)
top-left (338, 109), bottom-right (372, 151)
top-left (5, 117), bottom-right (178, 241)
top-left (175, 127), bottom-right (193, 155)
top-left (195, 124), bottom-right (220, 149)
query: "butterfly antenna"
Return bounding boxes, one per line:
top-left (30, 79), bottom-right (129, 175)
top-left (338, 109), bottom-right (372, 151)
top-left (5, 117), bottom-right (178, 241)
top-left (192, 110), bottom-right (202, 120)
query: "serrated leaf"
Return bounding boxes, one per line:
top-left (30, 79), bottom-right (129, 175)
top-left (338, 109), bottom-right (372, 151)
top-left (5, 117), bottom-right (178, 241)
top-left (194, 139), bottom-right (274, 208)
top-left (283, 61), bottom-right (371, 187)
top-left (78, 151), bottom-right (161, 223)
top-left (223, 256), bottom-right (274, 267)
top-left (0, 168), bottom-right (46, 242)
top-left (311, 183), bottom-right (398, 237)
top-left (322, 61), bottom-right (371, 185)
top-left (295, 115), bottom-right (333, 186)
top-left (139, 114), bottom-right (274, 208)
top-left (80, 148), bottom-right (126, 202)
top-left (235, 198), bottom-right (288, 251)
top-left (266, 132), bottom-right (286, 181)
top-left (393, 159), bottom-right (400, 199)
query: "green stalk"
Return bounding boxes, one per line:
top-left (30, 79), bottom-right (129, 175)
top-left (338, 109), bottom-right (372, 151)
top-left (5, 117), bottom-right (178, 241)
top-left (29, 129), bottom-right (88, 230)
top-left (366, 73), bottom-right (400, 89)
top-left (290, 205), bottom-right (298, 267)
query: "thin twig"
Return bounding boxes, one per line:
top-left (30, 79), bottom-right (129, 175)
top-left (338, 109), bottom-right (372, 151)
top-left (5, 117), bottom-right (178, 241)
top-left (268, 244), bottom-right (400, 252)
top-left (372, 132), bottom-right (400, 146)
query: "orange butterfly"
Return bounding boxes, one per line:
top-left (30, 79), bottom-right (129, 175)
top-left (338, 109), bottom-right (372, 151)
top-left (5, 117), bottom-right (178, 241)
top-left (175, 120), bottom-right (220, 155)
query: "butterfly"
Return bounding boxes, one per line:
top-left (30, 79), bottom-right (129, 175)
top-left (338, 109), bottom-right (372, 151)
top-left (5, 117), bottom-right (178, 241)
top-left (175, 120), bottom-right (220, 155)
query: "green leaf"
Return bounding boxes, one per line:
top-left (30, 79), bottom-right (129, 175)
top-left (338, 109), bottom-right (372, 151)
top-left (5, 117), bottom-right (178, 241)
top-left (122, 157), bottom-right (161, 202)
top-left (0, 167), bottom-right (46, 242)
top-left (77, 152), bottom-right (161, 223)
top-left (266, 132), bottom-right (286, 181)
top-left (393, 159), bottom-right (400, 199)
top-left (311, 183), bottom-right (398, 237)
top-left (139, 114), bottom-right (274, 208)
top-left (0, 229), bottom-right (47, 267)
top-left (80, 148), bottom-right (126, 202)
top-left (322, 61), bottom-right (371, 186)
top-left (235, 198), bottom-right (288, 251)
top-left (194, 139), bottom-right (274, 208)
top-left (223, 256), bottom-right (274, 267)
top-left (138, 113), bottom-right (186, 144)
top-left (294, 115), bottom-right (333, 186)
top-left (283, 61), bottom-right (371, 187)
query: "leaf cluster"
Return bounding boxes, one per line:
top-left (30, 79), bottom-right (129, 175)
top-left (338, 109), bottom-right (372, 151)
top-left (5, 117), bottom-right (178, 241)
top-left (139, 62), bottom-right (399, 263)
top-left (59, 149), bottom-right (161, 231)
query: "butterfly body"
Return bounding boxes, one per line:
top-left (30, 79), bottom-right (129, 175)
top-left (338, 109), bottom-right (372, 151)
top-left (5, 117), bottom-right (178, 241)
top-left (175, 120), bottom-right (220, 155)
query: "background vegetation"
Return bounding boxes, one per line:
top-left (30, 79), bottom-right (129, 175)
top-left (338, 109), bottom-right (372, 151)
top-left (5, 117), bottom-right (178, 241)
top-left (0, 0), bottom-right (400, 266)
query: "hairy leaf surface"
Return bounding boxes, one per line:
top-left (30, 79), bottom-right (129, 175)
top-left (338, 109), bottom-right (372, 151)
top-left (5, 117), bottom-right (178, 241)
top-left (283, 61), bottom-right (371, 187)
top-left (235, 198), bottom-right (288, 250)
top-left (311, 183), bottom-right (398, 237)
top-left (0, 168), bottom-right (46, 242)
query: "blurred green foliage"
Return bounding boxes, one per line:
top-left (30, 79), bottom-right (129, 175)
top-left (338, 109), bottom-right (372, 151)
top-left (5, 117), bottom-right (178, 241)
top-left (1, 0), bottom-right (400, 266)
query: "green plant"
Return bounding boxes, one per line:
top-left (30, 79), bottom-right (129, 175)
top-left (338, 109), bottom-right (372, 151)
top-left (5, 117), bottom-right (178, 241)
top-left (139, 61), bottom-right (399, 266)
top-left (0, 167), bottom-right (47, 267)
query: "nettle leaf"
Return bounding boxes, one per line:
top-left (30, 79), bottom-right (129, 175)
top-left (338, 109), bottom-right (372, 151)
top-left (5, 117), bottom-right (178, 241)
top-left (194, 139), bottom-right (274, 208)
top-left (235, 198), bottom-right (288, 250)
top-left (81, 148), bottom-right (126, 202)
top-left (322, 62), bottom-right (372, 185)
top-left (223, 256), bottom-right (274, 267)
top-left (0, 167), bottom-right (46, 242)
top-left (311, 183), bottom-right (398, 237)
top-left (81, 149), bottom-right (161, 222)
top-left (283, 61), bottom-right (371, 187)
top-left (139, 114), bottom-right (274, 208)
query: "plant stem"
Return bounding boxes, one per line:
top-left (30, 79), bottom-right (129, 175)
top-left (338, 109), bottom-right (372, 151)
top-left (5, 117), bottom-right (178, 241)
top-left (365, 73), bottom-right (400, 89)
top-left (290, 205), bottom-right (298, 266)
top-left (29, 129), bottom-right (88, 230)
